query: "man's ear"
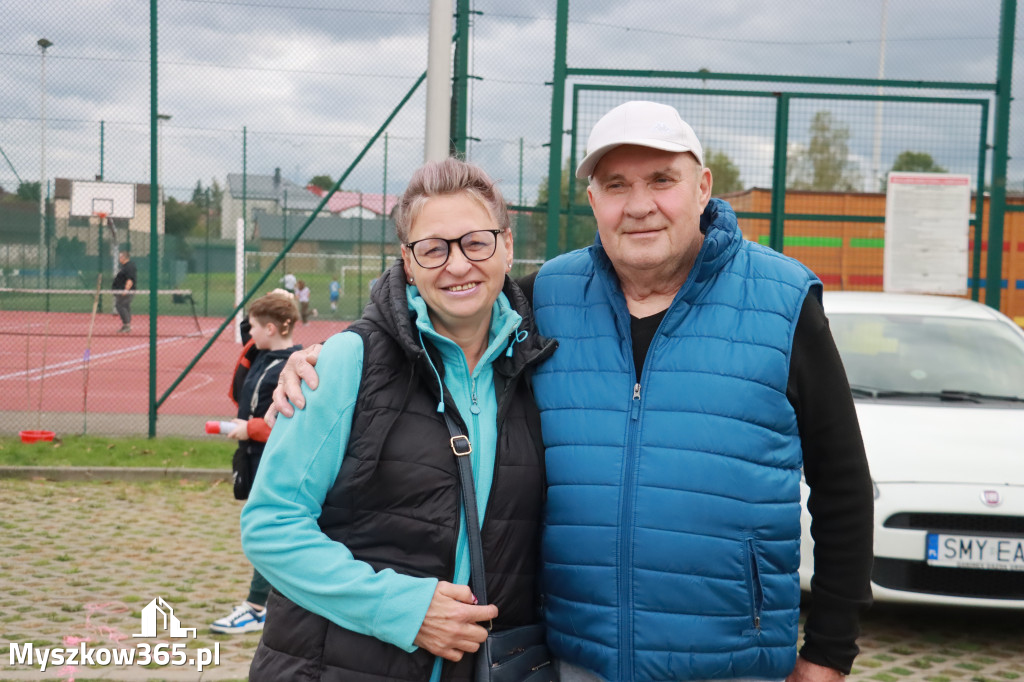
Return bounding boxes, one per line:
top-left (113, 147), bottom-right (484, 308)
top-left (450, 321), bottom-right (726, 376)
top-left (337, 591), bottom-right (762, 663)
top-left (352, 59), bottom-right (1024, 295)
top-left (698, 166), bottom-right (713, 211)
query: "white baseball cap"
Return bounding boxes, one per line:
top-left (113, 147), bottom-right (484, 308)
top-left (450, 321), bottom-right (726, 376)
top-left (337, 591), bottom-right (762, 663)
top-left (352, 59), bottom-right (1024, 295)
top-left (575, 101), bottom-right (704, 180)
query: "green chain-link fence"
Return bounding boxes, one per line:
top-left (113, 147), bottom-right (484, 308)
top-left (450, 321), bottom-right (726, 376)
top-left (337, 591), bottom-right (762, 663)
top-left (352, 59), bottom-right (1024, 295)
top-left (0, 0), bottom-right (1021, 435)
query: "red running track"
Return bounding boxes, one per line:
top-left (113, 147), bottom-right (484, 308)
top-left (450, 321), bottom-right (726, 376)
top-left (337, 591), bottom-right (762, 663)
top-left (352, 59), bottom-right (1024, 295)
top-left (0, 311), bottom-right (350, 422)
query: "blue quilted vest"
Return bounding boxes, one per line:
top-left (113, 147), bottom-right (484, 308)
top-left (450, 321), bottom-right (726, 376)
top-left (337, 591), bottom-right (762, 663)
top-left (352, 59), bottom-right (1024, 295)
top-left (533, 199), bottom-right (820, 681)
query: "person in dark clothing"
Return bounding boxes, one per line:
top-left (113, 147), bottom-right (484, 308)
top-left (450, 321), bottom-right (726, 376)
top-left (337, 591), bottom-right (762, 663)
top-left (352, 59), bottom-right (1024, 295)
top-left (210, 290), bottom-right (301, 635)
top-left (274, 102), bottom-right (874, 682)
top-left (239, 158), bottom-right (556, 682)
top-left (111, 250), bottom-right (137, 333)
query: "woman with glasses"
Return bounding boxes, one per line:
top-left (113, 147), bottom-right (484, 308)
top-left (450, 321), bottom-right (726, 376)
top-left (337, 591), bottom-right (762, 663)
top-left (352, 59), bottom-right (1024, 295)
top-left (240, 157), bottom-right (557, 682)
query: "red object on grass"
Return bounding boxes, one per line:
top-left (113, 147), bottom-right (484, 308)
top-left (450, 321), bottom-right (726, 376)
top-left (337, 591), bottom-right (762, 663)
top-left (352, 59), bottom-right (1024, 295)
top-left (20, 430), bottom-right (55, 443)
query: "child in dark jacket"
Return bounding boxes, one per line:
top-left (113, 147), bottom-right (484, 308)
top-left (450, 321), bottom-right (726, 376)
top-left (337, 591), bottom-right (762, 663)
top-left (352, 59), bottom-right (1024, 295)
top-left (211, 290), bottom-right (301, 634)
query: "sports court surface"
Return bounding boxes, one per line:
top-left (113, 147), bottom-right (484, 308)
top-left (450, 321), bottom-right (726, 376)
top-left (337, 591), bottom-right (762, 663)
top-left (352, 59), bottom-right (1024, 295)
top-left (0, 310), bottom-right (350, 437)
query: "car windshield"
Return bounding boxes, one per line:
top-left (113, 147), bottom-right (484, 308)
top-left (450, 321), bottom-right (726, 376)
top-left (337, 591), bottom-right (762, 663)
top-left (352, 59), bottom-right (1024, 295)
top-left (829, 312), bottom-right (1024, 400)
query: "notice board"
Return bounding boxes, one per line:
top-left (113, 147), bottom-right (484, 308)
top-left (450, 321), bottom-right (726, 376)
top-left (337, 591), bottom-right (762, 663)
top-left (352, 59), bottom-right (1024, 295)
top-left (883, 172), bottom-right (971, 295)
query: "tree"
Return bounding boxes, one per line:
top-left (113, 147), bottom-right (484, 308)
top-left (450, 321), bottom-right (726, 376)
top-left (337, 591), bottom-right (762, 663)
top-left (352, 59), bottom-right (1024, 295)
top-left (191, 180), bottom-right (208, 209)
top-left (199, 178), bottom-right (224, 238)
top-left (881, 151), bottom-right (948, 192)
top-left (528, 158), bottom-right (597, 258)
top-left (787, 111), bottom-right (861, 191)
top-left (55, 236), bottom-right (87, 269)
top-left (308, 174), bottom-right (334, 192)
top-left (210, 177), bottom-right (224, 212)
top-left (705, 148), bottom-right (743, 195)
top-left (17, 181), bottom-right (40, 203)
top-left (891, 151), bottom-right (947, 174)
top-left (164, 197), bottom-right (202, 238)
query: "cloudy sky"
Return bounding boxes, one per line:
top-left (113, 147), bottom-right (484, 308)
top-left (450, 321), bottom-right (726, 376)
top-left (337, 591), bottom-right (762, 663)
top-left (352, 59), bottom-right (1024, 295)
top-left (1, 0), bottom-right (1019, 208)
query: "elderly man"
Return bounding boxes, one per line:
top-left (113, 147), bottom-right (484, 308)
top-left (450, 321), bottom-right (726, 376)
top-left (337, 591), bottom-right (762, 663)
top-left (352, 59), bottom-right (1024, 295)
top-left (272, 101), bottom-right (873, 682)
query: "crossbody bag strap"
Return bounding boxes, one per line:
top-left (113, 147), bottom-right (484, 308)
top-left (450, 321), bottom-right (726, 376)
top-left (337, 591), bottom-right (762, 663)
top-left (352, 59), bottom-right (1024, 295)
top-left (442, 409), bottom-right (489, 607)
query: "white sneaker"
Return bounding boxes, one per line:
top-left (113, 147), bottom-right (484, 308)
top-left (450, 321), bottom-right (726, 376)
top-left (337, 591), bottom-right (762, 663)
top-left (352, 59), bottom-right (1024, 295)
top-left (209, 602), bottom-right (266, 634)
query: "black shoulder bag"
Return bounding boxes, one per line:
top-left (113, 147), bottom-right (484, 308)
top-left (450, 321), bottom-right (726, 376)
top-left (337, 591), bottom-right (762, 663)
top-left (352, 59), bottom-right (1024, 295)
top-left (442, 410), bottom-right (558, 682)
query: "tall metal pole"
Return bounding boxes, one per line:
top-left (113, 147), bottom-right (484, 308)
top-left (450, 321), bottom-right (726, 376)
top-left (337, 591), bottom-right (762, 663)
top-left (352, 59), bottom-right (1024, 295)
top-left (157, 114), bottom-right (171, 205)
top-left (517, 137), bottom-right (524, 261)
top-left (240, 125), bottom-right (247, 339)
top-left (451, 0), bottom-right (470, 157)
top-left (37, 38), bottom-right (52, 288)
top-left (769, 94), bottom-right (791, 254)
top-left (425, 0), bottom-right (453, 161)
top-left (518, 137), bottom-right (524, 208)
top-left (358, 191), bottom-right (364, 316)
top-left (986, 0), bottom-right (1017, 310)
top-left (545, 0), bottom-right (570, 261)
top-left (157, 113), bottom-right (171, 288)
top-left (148, 0), bottom-right (159, 437)
top-left (242, 126), bottom-right (247, 243)
top-left (204, 187), bottom-right (211, 316)
top-left (282, 189), bottom-right (288, 275)
top-left (99, 120), bottom-right (105, 180)
top-left (380, 133), bottom-right (389, 274)
top-left (871, 0), bottom-right (888, 192)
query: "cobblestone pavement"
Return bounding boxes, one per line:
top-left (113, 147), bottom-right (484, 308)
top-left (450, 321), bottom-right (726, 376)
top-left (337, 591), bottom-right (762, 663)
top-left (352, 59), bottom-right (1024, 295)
top-left (1, 476), bottom-right (1021, 681)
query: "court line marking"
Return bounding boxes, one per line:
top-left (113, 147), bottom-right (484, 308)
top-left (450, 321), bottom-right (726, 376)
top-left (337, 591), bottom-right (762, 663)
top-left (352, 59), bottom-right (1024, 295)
top-left (165, 372), bottom-right (215, 401)
top-left (0, 326), bottom-right (223, 382)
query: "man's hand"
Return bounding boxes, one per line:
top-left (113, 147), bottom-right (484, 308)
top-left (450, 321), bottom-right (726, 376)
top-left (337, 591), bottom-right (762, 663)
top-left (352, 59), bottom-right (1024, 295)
top-left (413, 581), bottom-right (498, 662)
top-left (266, 344), bottom-right (323, 426)
top-left (786, 657), bottom-right (845, 682)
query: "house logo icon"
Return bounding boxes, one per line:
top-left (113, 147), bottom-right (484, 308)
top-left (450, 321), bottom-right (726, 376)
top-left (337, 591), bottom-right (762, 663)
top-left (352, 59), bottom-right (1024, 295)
top-left (133, 596), bottom-right (197, 639)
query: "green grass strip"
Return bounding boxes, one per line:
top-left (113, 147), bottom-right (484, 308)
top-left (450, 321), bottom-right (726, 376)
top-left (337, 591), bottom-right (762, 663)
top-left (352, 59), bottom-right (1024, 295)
top-left (0, 435), bottom-right (231, 468)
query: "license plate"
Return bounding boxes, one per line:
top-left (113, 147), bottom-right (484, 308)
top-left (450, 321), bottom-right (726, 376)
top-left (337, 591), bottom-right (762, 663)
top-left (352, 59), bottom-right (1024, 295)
top-left (926, 533), bottom-right (1024, 571)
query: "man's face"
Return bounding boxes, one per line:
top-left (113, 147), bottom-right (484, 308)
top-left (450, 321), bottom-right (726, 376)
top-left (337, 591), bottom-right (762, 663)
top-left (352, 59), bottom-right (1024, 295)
top-left (587, 145), bottom-right (711, 282)
top-left (118, 252), bottom-right (129, 265)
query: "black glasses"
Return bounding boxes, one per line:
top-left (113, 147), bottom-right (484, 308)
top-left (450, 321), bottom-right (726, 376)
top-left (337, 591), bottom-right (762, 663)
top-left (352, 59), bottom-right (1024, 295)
top-left (405, 229), bottom-right (504, 269)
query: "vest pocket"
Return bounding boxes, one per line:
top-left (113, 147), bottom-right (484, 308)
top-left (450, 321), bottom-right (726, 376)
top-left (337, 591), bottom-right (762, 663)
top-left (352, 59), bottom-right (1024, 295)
top-left (742, 537), bottom-right (764, 637)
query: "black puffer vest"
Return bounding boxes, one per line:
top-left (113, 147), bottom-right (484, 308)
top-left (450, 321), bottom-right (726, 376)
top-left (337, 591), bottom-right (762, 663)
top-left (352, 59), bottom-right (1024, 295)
top-left (250, 263), bottom-right (557, 682)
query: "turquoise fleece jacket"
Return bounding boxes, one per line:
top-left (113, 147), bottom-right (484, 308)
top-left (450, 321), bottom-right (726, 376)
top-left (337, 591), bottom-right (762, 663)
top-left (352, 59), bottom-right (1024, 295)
top-left (240, 286), bottom-right (523, 681)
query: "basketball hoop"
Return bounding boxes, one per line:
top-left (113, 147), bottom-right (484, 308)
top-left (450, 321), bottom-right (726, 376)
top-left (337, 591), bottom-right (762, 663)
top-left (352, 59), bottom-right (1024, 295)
top-left (94, 211), bottom-right (108, 224)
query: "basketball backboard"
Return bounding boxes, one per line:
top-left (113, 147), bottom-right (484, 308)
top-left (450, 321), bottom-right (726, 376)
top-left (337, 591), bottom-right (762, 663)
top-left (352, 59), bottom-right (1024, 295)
top-left (70, 180), bottom-right (136, 219)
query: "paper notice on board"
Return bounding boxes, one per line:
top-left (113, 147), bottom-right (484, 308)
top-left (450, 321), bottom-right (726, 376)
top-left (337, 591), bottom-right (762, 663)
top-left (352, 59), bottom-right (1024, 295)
top-left (883, 172), bottom-right (971, 295)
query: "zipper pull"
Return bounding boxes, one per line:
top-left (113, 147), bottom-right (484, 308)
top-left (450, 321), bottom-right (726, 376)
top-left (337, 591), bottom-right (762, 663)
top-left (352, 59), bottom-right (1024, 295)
top-left (506, 329), bottom-right (529, 357)
top-left (470, 378), bottom-right (481, 414)
top-left (630, 383), bottom-right (641, 419)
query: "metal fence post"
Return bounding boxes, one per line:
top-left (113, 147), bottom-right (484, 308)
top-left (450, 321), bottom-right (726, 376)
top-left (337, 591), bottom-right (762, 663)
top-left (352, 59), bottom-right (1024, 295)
top-left (985, 0), bottom-right (1017, 309)
top-left (769, 93), bottom-right (790, 254)
top-left (148, 0), bottom-right (159, 437)
top-left (545, 0), bottom-right (570, 261)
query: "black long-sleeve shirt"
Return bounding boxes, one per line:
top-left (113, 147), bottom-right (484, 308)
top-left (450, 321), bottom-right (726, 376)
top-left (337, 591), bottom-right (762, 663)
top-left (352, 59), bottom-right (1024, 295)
top-left (518, 272), bottom-right (874, 674)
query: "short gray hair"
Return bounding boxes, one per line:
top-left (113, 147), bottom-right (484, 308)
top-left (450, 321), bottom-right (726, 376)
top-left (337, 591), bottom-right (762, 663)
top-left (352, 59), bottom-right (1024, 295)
top-left (394, 157), bottom-right (510, 243)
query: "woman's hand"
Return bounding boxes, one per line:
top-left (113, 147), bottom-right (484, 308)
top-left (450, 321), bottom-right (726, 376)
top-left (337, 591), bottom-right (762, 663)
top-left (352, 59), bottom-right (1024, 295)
top-left (266, 344), bottom-right (323, 427)
top-left (413, 581), bottom-right (498, 661)
top-left (227, 418), bottom-right (249, 440)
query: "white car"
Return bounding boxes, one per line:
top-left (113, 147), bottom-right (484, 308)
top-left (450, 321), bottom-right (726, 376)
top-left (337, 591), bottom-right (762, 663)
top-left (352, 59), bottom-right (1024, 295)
top-left (799, 291), bottom-right (1024, 608)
